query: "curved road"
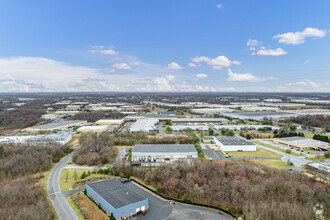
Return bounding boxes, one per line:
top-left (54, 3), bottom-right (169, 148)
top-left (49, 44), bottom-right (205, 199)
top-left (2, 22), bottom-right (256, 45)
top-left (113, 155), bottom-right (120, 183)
top-left (47, 152), bottom-right (78, 220)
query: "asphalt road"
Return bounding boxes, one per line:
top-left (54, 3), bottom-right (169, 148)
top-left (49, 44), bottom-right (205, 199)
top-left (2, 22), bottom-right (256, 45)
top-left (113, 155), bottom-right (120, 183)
top-left (47, 152), bottom-right (79, 220)
top-left (127, 181), bottom-right (232, 220)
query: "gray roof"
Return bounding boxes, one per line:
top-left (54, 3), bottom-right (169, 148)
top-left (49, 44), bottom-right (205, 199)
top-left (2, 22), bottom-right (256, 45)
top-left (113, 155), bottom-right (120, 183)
top-left (30, 120), bottom-right (85, 129)
top-left (228, 111), bottom-right (294, 117)
top-left (86, 178), bottom-right (147, 209)
top-left (277, 136), bottom-right (327, 145)
top-left (214, 136), bottom-right (254, 146)
top-left (133, 144), bottom-right (197, 153)
top-left (171, 118), bottom-right (227, 122)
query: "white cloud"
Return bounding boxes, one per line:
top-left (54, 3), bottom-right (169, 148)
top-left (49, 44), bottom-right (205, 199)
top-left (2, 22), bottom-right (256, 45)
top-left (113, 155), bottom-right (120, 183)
top-left (167, 62), bottom-right (182, 70)
top-left (246, 39), bottom-right (262, 50)
top-left (196, 73), bottom-right (208, 79)
top-left (88, 45), bottom-right (119, 55)
top-left (278, 79), bottom-right (319, 90)
top-left (273, 27), bottom-right (327, 45)
top-left (227, 69), bottom-right (275, 82)
top-left (112, 63), bottom-right (132, 70)
top-left (255, 47), bottom-right (287, 56)
top-left (216, 3), bottom-right (223, 8)
top-left (192, 56), bottom-right (241, 69)
top-left (188, 62), bottom-right (198, 67)
top-left (304, 60), bottom-right (310, 64)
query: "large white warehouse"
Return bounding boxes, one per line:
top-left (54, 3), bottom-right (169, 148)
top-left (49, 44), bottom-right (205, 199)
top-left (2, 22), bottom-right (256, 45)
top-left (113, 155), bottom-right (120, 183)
top-left (132, 144), bottom-right (198, 162)
top-left (213, 136), bottom-right (256, 151)
top-left (130, 119), bottom-right (158, 132)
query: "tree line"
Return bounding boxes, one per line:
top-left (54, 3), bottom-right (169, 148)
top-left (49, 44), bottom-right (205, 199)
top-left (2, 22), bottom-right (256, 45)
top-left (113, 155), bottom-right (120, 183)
top-left (0, 143), bottom-right (71, 219)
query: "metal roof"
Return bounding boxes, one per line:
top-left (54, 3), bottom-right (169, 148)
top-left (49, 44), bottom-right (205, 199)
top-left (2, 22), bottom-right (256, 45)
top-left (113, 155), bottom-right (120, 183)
top-left (171, 118), bottom-right (228, 122)
top-left (133, 144), bottom-right (197, 153)
top-left (86, 178), bottom-right (147, 209)
top-left (214, 136), bottom-right (255, 146)
top-left (30, 120), bottom-right (85, 129)
top-left (277, 137), bottom-right (327, 146)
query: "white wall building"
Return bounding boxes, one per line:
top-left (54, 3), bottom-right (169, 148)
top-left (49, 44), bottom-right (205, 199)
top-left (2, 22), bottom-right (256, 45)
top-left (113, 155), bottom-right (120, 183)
top-left (130, 119), bottom-right (158, 132)
top-left (213, 136), bottom-right (256, 151)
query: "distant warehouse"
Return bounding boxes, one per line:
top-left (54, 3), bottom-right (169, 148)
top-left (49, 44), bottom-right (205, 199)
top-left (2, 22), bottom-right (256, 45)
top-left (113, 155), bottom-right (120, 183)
top-left (86, 178), bottom-right (149, 219)
top-left (130, 119), bottom-right (158, 132)
top-left (77, 125), bottom-right (108, 133)
top-left (95, 119), bottom-right (124, 125)
top-left (274, 137), bottom-right (328, 149)
top-left (132, 144), bottom-right (198, 162)
top-left (26, 120), bottom-right (87, 132)
top-left (213, 136), bottom-right (256, 151)
top-left (0, 133), bottom-right (72, 145)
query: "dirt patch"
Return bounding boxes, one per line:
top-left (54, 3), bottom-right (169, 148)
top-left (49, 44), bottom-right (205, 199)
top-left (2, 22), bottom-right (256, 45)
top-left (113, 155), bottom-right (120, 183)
top-left (72, 193), bottom-right (107, 220)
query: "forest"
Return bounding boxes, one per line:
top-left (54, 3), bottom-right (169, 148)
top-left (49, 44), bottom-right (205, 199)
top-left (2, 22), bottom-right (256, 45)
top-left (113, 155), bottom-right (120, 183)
top-left (283, 115), bottom-right (330, 129)
top-left (117, 160), bottom-right (330, 220)
top-left (0, 144), bottom-right (71, 219)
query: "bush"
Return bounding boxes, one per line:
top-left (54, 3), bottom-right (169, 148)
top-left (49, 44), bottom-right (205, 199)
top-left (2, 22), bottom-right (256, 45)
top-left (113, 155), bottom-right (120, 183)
top-left (285, 149), bottom-right (292, 154)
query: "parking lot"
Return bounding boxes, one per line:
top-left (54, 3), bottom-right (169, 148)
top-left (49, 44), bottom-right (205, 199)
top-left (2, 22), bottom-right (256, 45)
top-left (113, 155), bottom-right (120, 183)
top-left (126, 181), bottom-right (232, 220)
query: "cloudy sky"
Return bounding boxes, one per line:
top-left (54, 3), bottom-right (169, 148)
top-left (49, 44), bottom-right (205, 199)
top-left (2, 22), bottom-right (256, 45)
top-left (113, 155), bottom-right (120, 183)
top-left (0, 0), bottom-right (329, 92)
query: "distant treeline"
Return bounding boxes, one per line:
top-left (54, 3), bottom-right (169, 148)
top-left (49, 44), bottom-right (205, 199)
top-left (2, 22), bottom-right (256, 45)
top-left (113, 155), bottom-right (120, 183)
top-left (313, 134), bottom-right (329, 143)
top-left (283, 115), bottom-right (330, 129)
top-left (273, 130), bottom-right (305, 138)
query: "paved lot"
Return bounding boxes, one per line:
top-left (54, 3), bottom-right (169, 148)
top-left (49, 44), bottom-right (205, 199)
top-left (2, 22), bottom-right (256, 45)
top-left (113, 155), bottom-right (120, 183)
top-left (126, 182), bottom-right (232, 220)
top-left (201, 143), bottom-right (226, 160)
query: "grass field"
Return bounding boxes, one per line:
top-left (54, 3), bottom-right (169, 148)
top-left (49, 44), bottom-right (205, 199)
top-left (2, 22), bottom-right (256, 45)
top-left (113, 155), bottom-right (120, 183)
top-left (225, 147), bottom-right (282, 158)
top-left (253, 159), bottom-right (292, 169)
top-left (253, 141), bottom-right (301, 156)
top-left (59, 169), bottom-right (110, 191)
top-left (306, 155), bottom-right (329, 161)
top-left (67, 195), bottom-right (86, 220)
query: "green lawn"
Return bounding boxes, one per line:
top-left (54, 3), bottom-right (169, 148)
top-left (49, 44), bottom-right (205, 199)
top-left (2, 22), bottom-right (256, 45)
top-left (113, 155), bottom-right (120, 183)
top-left (225, 147), bottom-right (282, 158)
top-left (253, 159), bottom-right (293, 169)
top-left (59, 169), bottom-right (111, 191)
top-left (306, 155), bottom-right (329, 161)
top-left (253, 141), bottom-right (302, 156)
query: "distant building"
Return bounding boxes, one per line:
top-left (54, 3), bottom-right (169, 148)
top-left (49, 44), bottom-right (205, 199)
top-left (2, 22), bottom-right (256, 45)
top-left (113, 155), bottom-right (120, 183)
top-left (41, 114), bottom-right (57, 120)
top-left (54, 111), bottom-right (80, 116)
top-left (85, 178), bottom-right (149, 219)
top-left (95, 119), bottom-right (124, 126)
top-left (274, 137), bottom-right (328, 149)
top-left (222, 111), bottom-right (299, 121)
top-left (171, 118), bottom-right (229, 125)
top-left (0, 133), bottom-right (72, 145)
top-left (26, 120), bottom-right (86, 132)
top-left (306, 160), bottom-right (330, 180)
top-left (132, 144), bottom-right (198, 162)
top-left (77, 125), bottom-right (108, 133)
top-left (213, 136), bottom-right (256, 151)
top-left (130, 119), bottom-right (158, 132)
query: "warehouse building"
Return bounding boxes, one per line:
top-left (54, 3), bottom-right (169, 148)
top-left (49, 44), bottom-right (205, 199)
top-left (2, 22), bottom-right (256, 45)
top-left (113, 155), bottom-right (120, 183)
top-left (132, 144), bottom-right (198, 162)
top-left (213, 136), bottom-right (256, 151)
top-left (86, 178), bottom-right (149, 219)
top-left (95, 119), bottom-right (124, 125)
top-left (26, 120), bottom-right (87, 132)
top-left (306, 160), bottom-right (330, 180)
top-left (171, 125), bottom-right (209, 132)
top-left (0, 133), bottom-right (72, 145)
top-left (130, 119), bottom-right (158, 132)
top-left (171, 118), bottom-right (229, 125)
top-left (190, 108), bottom-right (234, 115)
top-left (214, 125), bottom-right (281, 131)
top-left (274, 137), bottom-right (328, 149)
top-left (222, 111), bottom-right (299, 121)
top-left (54, 111), bottom-right (80, 116)
top-left (77, 125), bottom-right (108, 133)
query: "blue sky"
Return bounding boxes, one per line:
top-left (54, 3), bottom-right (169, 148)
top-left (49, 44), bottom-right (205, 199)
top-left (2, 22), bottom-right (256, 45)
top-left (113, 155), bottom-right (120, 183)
top-left (0, 0), bottom-right (329, 92)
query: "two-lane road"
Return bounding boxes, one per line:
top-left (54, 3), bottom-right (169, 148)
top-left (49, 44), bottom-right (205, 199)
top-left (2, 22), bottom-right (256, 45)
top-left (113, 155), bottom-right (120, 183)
top-left (47, 152), bottom-right (78, 220)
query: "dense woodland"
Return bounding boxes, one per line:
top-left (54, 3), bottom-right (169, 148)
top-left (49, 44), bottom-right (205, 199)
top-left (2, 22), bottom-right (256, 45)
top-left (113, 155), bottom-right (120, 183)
top-left (283, 115), bottom-right (330, 129)
top-left (117, 160), bottom-right (330, 220)
top-left (70, 111), bottom-right (124, 122)
top-left (0, 144), bottom-right (71, 219)
top-left (0, 104), bottom-right (44, 132)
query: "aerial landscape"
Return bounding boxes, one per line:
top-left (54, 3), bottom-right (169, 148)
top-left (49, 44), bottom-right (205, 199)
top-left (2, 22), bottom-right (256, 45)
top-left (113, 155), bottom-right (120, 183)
top-left (0, 1), bottom-right (329, 220)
